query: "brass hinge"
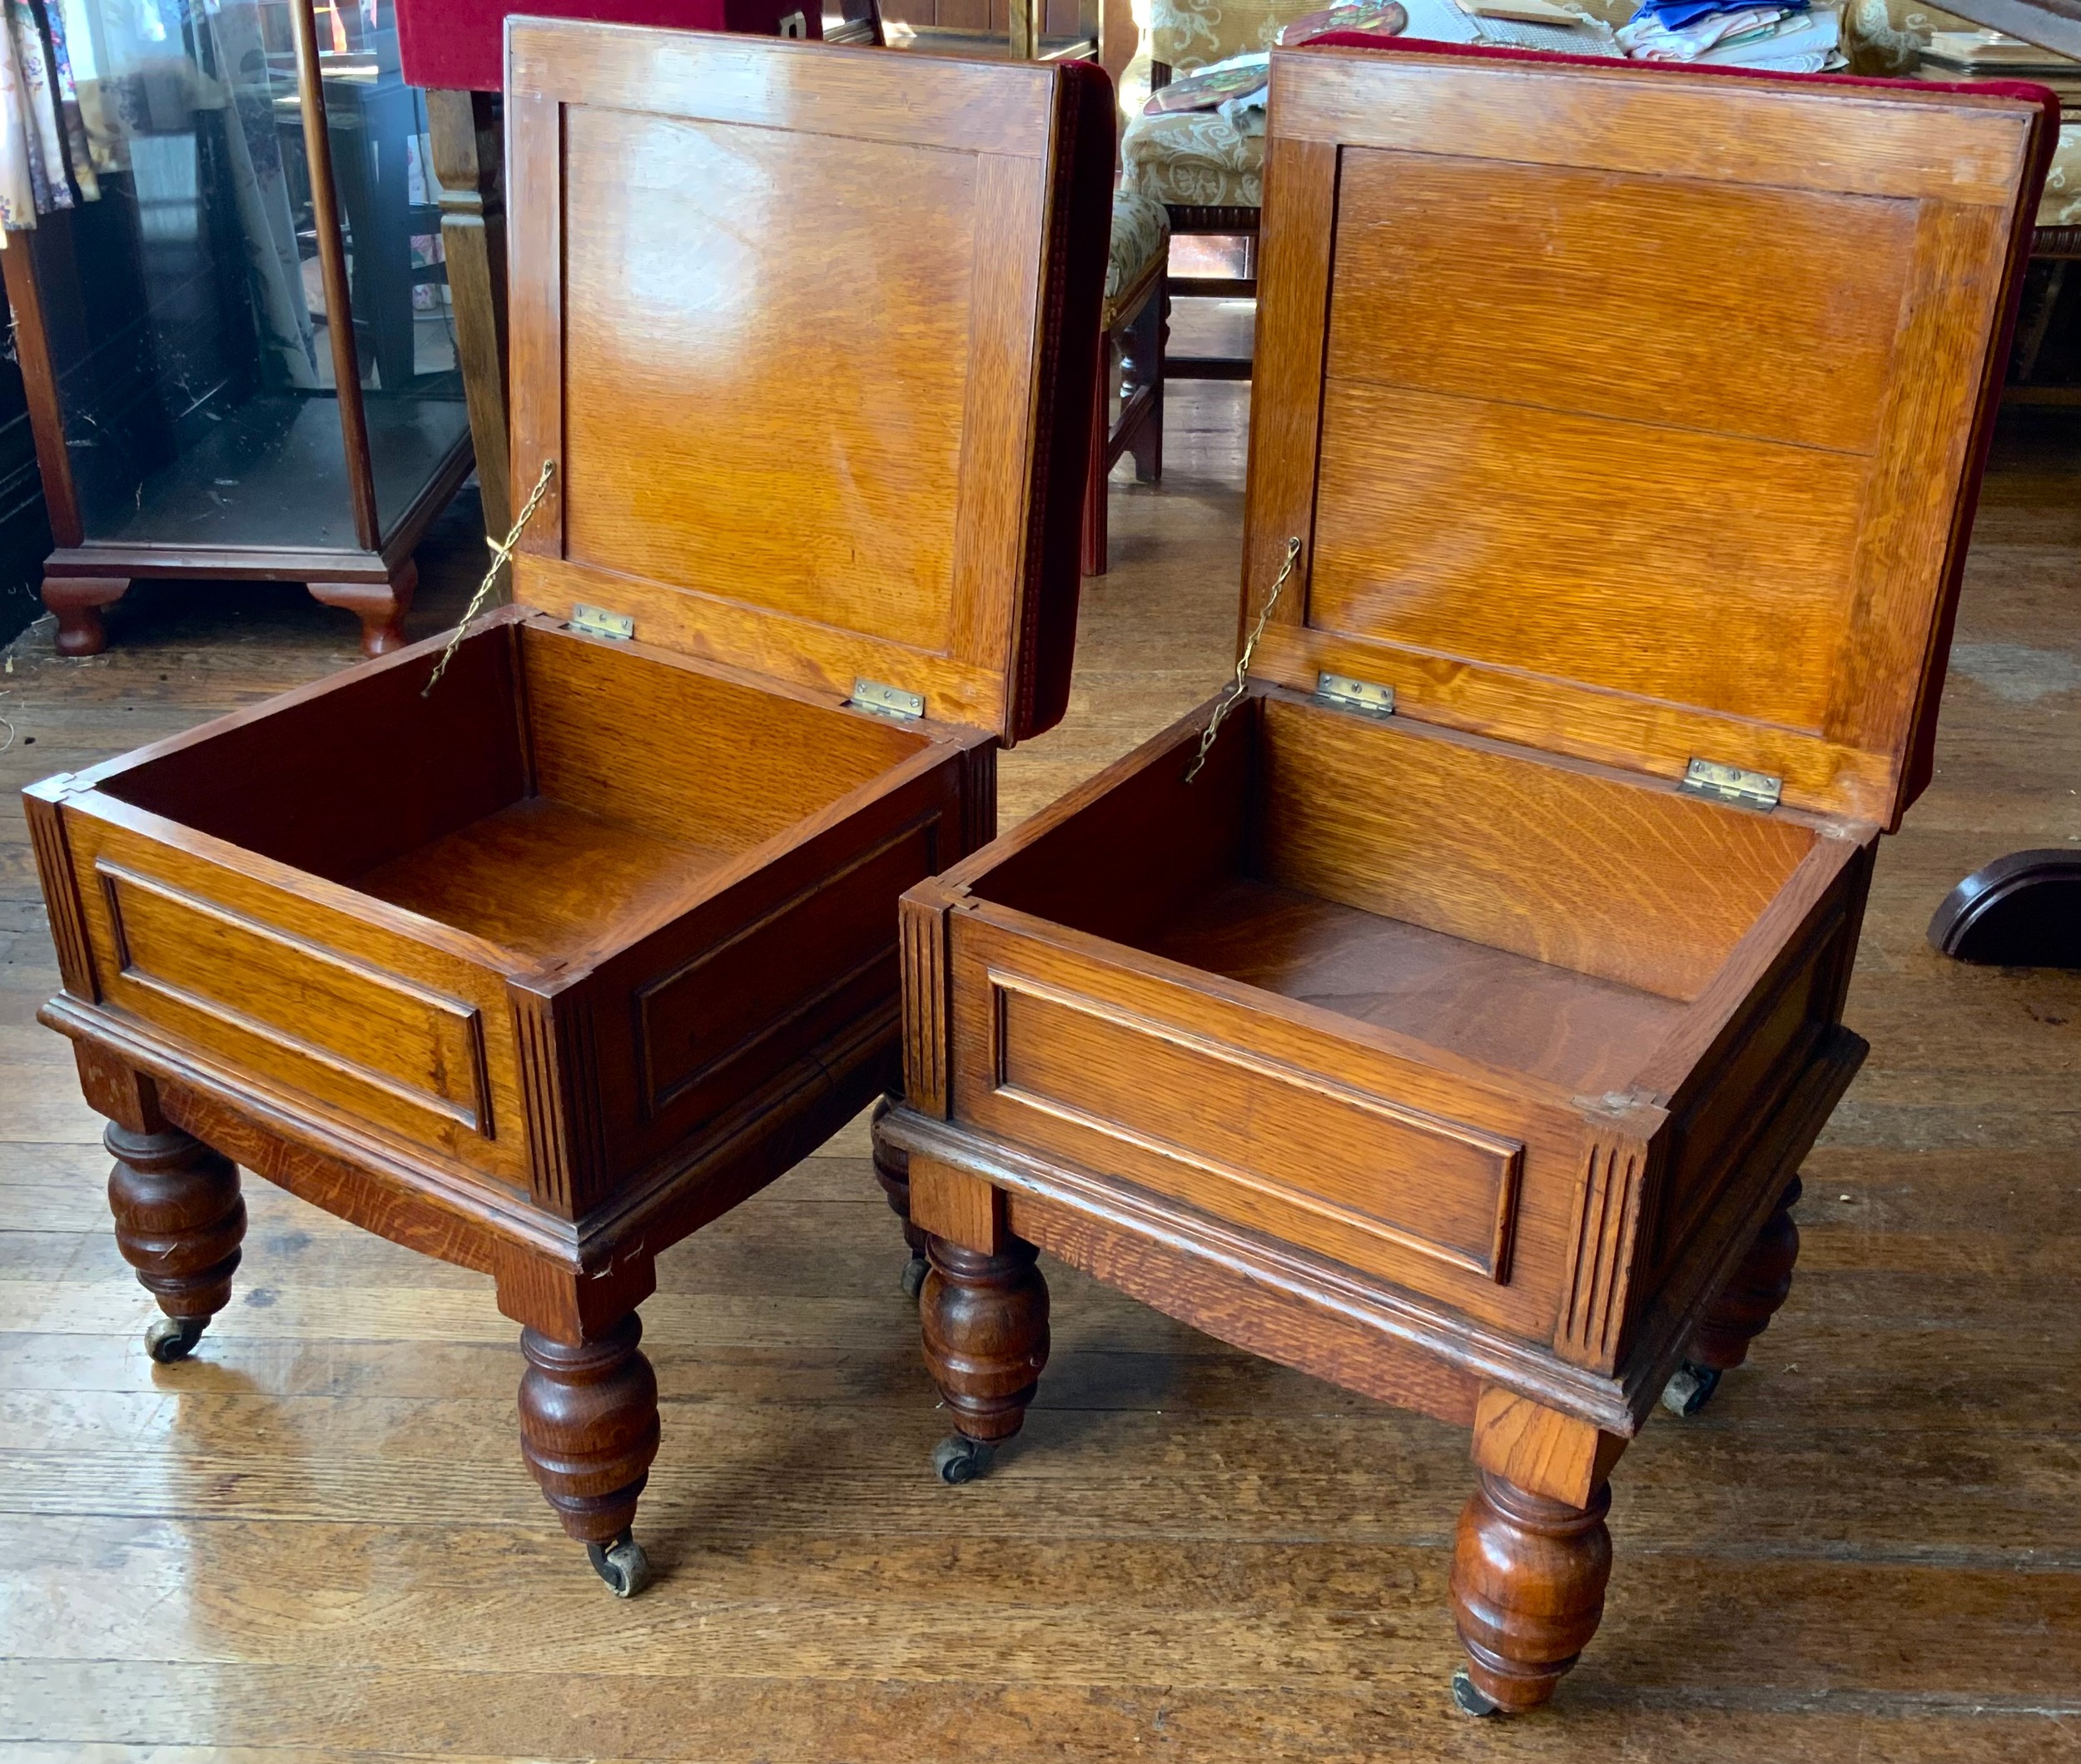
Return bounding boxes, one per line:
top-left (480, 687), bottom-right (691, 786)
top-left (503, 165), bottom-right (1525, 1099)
top-left (1679, 757), bottom-right (1782, 811)
top-left (570, 604), bottom-right (634, 641)
top-left (1314, 672), bottom-right (1396, 718)
top-left (849, 677), bottom-right (924, 721)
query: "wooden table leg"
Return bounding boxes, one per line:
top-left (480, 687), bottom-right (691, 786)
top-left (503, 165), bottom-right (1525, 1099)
top-left (518, 1313), bottom-right (662, 1597)
top-left (1450, 1471), bottom-right (1614, 1717)
top-left (42, 577), bottom-right (131, 658)
top-left (916, 1165), bottom-right (1050, 1484)
top-left (80, 1050), bottom-right (246, 1364)
top-left (426, 87), bottom-right (512, 541)
top-left (308, 559), bottom-right (416, 658)
top-left (1664, 1175), bottom-right (1803, 1417)
top-left (871, 1095), bottom-right (930, 1299)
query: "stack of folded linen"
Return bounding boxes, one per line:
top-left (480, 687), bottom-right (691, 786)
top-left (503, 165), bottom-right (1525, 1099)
top-left (1615, 0), bottom-right (1844, 71)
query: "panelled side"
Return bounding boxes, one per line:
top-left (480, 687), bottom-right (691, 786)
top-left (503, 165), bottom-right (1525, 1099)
top-left (944, 904), bottom-right (1607, 1343)
top-left (55, 796), bottom-right (533, 1194)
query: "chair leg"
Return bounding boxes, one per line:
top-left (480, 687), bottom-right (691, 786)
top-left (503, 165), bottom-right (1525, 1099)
top-left (1081, 332), bottom-right (1110, 578)
top-left (1126, 288), bottom-right (1164, 484)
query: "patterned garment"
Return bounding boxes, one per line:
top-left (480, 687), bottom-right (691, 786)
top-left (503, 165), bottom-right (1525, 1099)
top-left (0, 8), bottom-right (32, 228)
top-left (7, 0), bottom-right (71, 216)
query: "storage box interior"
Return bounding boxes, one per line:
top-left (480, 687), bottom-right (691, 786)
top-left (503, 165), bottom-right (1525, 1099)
top-left (99, 623), bottom-right (931, 965)
top-left (972, 694), bottom-right (1819, 1094)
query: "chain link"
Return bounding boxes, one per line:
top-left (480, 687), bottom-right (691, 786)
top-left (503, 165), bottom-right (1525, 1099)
top-left (1184, 535), bottom-right (1303, 784)
top-left (422, 458), bottom-right (559, 698)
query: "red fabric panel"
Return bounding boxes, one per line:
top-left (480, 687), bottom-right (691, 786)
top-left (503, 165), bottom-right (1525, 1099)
top-left (396, 0), bottom-right (818, 92)
top-left (1289, 34), bottom-right (2059, 827)
top-left (1014, 61), bottom-right (1118, 743)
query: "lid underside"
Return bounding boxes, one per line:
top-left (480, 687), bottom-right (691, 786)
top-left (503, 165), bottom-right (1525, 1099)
top-left (1241, 46), bottom-right (2047, 827)
top-left (499, 22), bottom-right (1086, 743)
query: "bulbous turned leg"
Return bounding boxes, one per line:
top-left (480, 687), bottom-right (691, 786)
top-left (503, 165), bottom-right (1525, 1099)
top-left (920, 1234), bottom-right (1048, 1484)
top-left (1450, 1471), bottom-right (1613, 1717)
top-left (105, 1123), bottom-right (245, 1364)
top-left (519, 1314), bottom-right (661, 1596)
top-left (1664, 1176), bottom-right (1803, 1417)
top-left (871, 1096), bottom-right (930, 1299)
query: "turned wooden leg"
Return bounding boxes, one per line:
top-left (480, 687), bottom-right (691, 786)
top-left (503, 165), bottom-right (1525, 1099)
top-left (105, 1121), bottom-right (245, 1364)
top-left (1664, 1175), bottom-right (1803, 1417)
top-left (1450, 1470), bottom-right (1613, 1717)
top-left (308, 559), bottom-right (416, 658)
top-left (43, 577), bottom-right (130, 658)
top-left (518, 1312), bottom-right (660, 1596)
top-left (871, 1096), bottom-right (930, 1299)
top-left (920, 1232), bottom-right (1048, 1483)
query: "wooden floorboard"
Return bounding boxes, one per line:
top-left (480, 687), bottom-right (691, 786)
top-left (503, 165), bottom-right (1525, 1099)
top-left (1, 367), bottom-right (2078, 1759)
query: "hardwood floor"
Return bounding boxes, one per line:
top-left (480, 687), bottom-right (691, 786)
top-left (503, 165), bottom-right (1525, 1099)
top-left (2, 360), bottom-right (2079, 1760)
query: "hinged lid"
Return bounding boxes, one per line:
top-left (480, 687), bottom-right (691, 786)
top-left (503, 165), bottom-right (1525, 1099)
top-left (503, 22), bottom-right (1114, 743)
top-left (1240, 43), bottom-right (2052, 828)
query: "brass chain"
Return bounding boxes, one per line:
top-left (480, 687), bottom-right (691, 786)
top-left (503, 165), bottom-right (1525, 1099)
top-left (1184, 535), bottom-right (1302, 784)
top-left (421, 458), bottom-right (559, 698)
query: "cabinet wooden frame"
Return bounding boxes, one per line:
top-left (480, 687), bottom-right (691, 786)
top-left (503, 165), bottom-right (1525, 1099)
top-left (26, 26), bottom-right (1114, 1593)
top-left (879, 41), bottom-right (2050, 1715)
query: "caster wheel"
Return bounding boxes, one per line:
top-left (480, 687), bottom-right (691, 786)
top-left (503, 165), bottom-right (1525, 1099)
top-left (1661, 1359), bottom-right (1722, 1418)
top-left (1452, 1667), bottom-right (1503, 1717)
top-left (933, 1434), bottom-right (995, 1484)
top-left (145, 1315), bottom-right (207, 1364)
top-left (585, 1529), bottom-right (652, 1598)
top-left (899, 1255), bottom-right (928, 1301)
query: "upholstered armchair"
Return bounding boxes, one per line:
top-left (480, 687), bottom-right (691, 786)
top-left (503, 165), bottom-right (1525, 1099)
top-left (1120, 0), bottom-right (1314, 375)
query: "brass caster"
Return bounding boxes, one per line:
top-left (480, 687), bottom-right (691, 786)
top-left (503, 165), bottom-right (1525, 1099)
top-left (1661, 1359), bottom-right (1723, 1418)
top-left (900, 1255), bottom-right (929, 1301)
top-left (145, 1315), bottom-right (207, 1364)
top-left (585, 1528), bottom-right (652, 1598)
top-left (933, 1434), bottom-right (995, 1484)
top-left (1451, 1667), bottom-right (1503, 1717)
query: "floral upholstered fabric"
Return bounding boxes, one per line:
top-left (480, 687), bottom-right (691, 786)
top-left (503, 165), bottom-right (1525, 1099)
top-left (1105, 190), bottom-right (1172, 325)
top-left (1840, 0), bottom-right (2079, 226)
top-left (1121, 102), bottom-right (1266, 207)
top-left (1150, 0), bottom-right (1310, 70)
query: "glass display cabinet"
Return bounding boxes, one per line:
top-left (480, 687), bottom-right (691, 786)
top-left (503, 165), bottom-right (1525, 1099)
top-left (2, 0), bottom-right (473, 657)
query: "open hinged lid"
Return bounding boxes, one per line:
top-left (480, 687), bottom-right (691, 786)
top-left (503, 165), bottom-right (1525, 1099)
top-left (500, 21), bottom-right (1114, 743)
top-left (1239, 42), bottom-right (2054, 828)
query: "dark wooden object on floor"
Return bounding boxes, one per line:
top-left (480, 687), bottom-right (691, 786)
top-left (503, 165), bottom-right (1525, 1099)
top-left (24, 27), bottom-right (1110, 1593)
top-left (1929, 848), bottom-right (2081, 966)
top-left (880, 41), bottom-right (2049, 1714)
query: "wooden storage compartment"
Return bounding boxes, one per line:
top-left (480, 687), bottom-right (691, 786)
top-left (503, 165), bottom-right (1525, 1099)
top-left (936, 687), bottom-right (1864, 1339)
top-left (27, 24), bottom-right (1115, 1595)
top-left (976, 693), bottom-right (1824, 1092)
top-left (879, 40), bottom-right (2050, 1715)
top-left (99, 619), bottom-right (939, 963)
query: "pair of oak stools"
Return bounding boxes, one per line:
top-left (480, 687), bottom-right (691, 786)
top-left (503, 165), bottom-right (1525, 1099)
top-left (26, 22), bottom-right (2050, 1713)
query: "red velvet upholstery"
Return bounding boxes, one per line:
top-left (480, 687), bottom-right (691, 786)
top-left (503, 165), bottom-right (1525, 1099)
top-left (396, 0), bottom-right (821, 92)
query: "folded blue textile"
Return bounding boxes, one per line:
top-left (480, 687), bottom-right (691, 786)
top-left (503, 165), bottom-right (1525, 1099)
top-left (1628, 0), bottom-right (1805, 24)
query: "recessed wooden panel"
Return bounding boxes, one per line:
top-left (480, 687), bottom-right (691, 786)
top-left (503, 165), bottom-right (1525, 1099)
top-left (1306, 378), bottom-right (1868, 733)
top-left (98, 863), bottom-right (491, 1134)
top-left (638, 816), bottom-right (940, 1115)
top-left (990, 973), bottom-right (1524, 1283)
top-left (1241, 44), bottom-right (2046, 827)
top-left (1326, 149), bottom-right (1917, 456)
top-left (561, 109), bottom-right (976, 655)
top-left (1254, 699), bottom-right (1817, 1001)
